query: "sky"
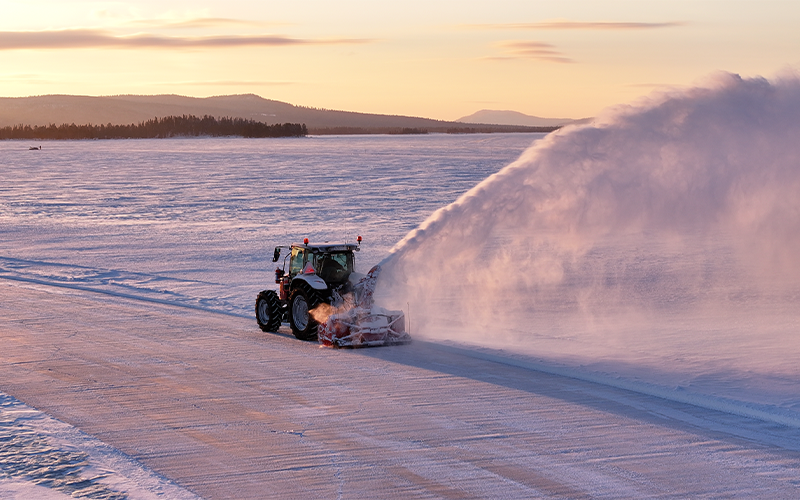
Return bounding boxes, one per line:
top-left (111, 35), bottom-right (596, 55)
top-left (0, 0), bottom-right (798, 121)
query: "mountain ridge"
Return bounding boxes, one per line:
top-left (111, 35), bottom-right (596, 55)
top-left (456, 109), bottom-right (590, 128)
top-left (0, 94), bottom-right (560, 134)
top-left (0, 94), bottom-right (564, 133)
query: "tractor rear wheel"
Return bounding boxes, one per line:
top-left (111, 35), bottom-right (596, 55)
top-left (255, 290), bottom-right (283, 332)
top-left (288, 282), bottom-right (326, 341)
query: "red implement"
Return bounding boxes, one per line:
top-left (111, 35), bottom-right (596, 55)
top-left (318, 265), bottom-right (411, 347)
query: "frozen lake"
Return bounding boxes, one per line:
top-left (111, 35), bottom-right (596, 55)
top-left (0, 133), bottom-right (541, 317)
top-left (2, 104), bottom-right (800, 498)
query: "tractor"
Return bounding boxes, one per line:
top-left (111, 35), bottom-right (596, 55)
top-left (255, 237), bottom-right (410, 346)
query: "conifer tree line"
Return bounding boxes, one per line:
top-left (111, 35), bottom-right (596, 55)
top-left (0, 115), bottom-right (307, 140)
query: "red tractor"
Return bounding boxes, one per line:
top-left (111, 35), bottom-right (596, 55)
top-left (255, 238), bottom-right (410, 347)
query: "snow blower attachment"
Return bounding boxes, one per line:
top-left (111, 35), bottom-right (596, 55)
top-left (255, 238), bottom-right (411, 347)
top-left (317, 265), bottom-right (411, 347)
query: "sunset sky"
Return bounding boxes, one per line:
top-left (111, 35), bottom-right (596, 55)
top-left (1, 0), bottom-right (798, 120)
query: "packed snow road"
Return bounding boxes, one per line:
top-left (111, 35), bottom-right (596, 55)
top-left (1, 281), bottom-right (799, 499)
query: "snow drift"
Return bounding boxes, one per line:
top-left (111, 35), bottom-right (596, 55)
top-left (378, 72), bottom-right (800, 414)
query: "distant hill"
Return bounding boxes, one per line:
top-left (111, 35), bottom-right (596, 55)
top-left (0, 94), bottom-right (557, 135)
top-left (456, 109), bottom-right (590, 128)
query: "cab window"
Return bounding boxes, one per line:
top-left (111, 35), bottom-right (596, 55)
top-left (315, 252), bottom-right (353, 282)
top-left (289, 248), bottom-right (305, 275)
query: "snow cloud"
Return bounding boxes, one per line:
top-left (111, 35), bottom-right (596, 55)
top-left (379, 73), bottom-right (800, 350)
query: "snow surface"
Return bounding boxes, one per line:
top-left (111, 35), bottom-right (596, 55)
top-left (1, 83), bottom-right (800, 497)
top-left (0, 133), bottom-right (529, 317)
top-left (0, 132), bottom-right (551, 498)
top-left (2, 284), bottom-right (800, 498)
top-left (0, 393), bottom-right (200, 499)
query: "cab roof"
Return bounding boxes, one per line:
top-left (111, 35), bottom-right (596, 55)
top-left (291, 243), bottom-right (360, 252)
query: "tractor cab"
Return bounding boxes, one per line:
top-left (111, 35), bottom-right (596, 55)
top-left (272, 241), bottom-right (360, 301)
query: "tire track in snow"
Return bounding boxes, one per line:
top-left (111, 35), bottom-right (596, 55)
top-left (0, 256), bottom-right (251, 319)
top-left (3, 260), bottom-right (800, 430)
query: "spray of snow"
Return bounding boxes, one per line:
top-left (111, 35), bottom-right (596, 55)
top-left (378, 72), bottom-right (800, 408)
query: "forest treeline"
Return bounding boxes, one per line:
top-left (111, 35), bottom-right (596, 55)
top-left (0, 115), bottom-right (307, 140)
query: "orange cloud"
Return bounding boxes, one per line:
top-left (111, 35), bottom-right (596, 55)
top-left (468, 20), bottom-right (685, 31)
top-left (125, 18), bottom-right (280, 30)
top-left (0, 29), bottom-right (370, 50)
top-left (491, 41), bottom-right (574, 64)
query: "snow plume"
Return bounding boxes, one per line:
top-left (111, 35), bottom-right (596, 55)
top-left (378, 72), bottom-right (800, 368)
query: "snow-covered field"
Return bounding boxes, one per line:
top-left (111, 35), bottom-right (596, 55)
top-left (0, 132), bottom-right (526, 317)
top-left (0, 132), bottom-right (550, 498)
top-left (2, 75), bottom-right (800, 498)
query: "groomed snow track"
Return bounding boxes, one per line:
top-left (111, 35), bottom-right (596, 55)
top-left (1, 279), bottom-right (800, 499)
